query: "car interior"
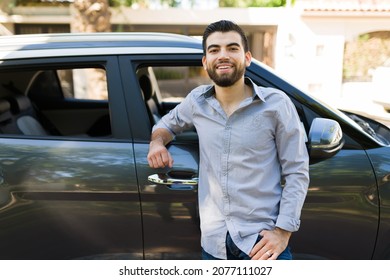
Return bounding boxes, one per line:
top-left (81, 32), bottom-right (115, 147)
top-left (137, 66), bottom-right (164, 125)
top-left (0, 68), bottom-right (112, 138)
top-left (0, 92), bottom-right (52, 135)
top-left (1, 64), bottom-right (295, 144)
top-left (0, 63), bottom-right (210, 140)
top-left (136, 65), bottom-right (212, 141)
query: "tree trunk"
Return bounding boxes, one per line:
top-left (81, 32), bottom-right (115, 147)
top-left (71, 0), bottom-right (111, 100)
top-left (71, 0), bottom-right (111, 33)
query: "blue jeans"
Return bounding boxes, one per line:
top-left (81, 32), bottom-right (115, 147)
top-left (202, 232), bottom-right (293, 260)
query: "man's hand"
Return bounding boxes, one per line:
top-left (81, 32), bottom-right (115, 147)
top-left (249, 227), bottom-right (291, 260)
top-left (147, 140), bottom-right (173, 168)
top-left (147, 128), bottom-right (174, 168)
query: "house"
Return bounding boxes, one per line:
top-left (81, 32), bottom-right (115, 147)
top-left (1, 0), bottom-right (390, 121)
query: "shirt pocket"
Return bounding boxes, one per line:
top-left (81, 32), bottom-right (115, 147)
top-left (239, 112), bottom-right (275, 151)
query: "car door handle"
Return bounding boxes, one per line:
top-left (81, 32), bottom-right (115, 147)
top-left (148, 171), bottom-right (198, 191)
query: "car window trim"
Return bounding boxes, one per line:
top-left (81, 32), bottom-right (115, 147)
top-left (0, 55), bottom-right (132, 141)
top-left (119, 53), bottom-right (204, 142)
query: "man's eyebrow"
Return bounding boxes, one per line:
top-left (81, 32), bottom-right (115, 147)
top-left (207, 42), bottom-right (241, 50)
top-left (207, 44), bottom-right (220, 50)
top-left (226, 42), bottom-right (241, 48)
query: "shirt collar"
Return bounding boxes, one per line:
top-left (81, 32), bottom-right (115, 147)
top-left (245, 77), bottom-right (266, 103)
top-left (203, 77), bottom-right (266, 103)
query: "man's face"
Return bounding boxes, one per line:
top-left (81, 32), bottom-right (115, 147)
top-left (202, 31), bottom-right (251, 87)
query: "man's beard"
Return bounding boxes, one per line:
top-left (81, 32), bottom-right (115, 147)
top-left (206, 64), bottom-right (245, 87)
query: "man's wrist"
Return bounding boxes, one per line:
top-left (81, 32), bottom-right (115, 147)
top-left (275, 227), bottom-right (292, 238)
top-left (150, 136), bottom-right (164, 146)
top-left (150, 128), bottom-right (173, 146)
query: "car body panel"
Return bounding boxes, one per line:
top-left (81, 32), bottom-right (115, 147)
top-left (366, 147), bottom-right (390, 259)
top-left (0, 32), bottom-right (203, 60)
top-left (292, 149), bottom-right (378, 259)
top-left (134, 142), bottom-right (201, 259)
top-left (0, 138), bottom-right (142, 259)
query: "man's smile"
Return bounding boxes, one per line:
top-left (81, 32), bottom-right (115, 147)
top-left (216, 63), bottom-right (234, 72)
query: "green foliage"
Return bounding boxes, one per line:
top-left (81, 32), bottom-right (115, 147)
top-left (219, 0), bottom-right (294, 7)
top-left (109, 0), bottom-right (136, 7)
top-left (109, 0), bottom-right (182, 7)
top-left (15, 0), bottom-right (293, 7)
top-left (15, 0), bottom-right (72, 6)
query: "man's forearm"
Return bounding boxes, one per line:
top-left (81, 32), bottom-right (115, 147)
top-left (150, 128), bottom-right (174, 146)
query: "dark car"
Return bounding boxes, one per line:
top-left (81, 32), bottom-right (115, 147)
top-left (0, 32), bottom-right (388, 260)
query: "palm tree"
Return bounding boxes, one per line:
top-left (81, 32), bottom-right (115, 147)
top-left (71, 0), bottom-right (111, 100)
top-left (71, 0), bottom-right (111, 33)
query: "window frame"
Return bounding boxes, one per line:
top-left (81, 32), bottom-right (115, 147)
top-left (0, 55), bottom-right (131, 141)
top-left (119, 53), bottom-right (205, 142)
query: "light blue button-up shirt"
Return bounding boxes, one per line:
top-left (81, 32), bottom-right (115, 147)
top-left (153, 78), bottom-right (310, 259)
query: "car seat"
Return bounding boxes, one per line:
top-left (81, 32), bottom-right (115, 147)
top-left (0, 99), bottom-right (18, 134)
top-left (139, 73), bottom-right (161, 124)
top-left (6, 94), bottom-right (50, 135)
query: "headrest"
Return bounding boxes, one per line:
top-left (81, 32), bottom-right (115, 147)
top-left (0, 99), bottom-right (12, 123)
top-left (7, 94), bottom-right (32, 113)
top-left (0, 99), bottom-right (11, 114)
top-left (139, 75), bottom-right (153, 101)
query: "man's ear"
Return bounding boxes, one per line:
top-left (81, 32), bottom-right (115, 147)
top-left (202, 56), bottom-right (207, 70)
top-left (245, 51), bottom-right (252, 67)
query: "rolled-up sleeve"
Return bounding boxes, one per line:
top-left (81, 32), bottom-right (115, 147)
top-left (275, 97), bottom-right (310, 232)
top-left (152, 92), bottom-right (196, 136)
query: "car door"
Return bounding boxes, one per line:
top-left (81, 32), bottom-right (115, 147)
top-left (0, 56), bottom-right (143, 259)
top-left (293, 141), bottom-right (378, 259)
top-left (120, 55), bottom-right (203, 259)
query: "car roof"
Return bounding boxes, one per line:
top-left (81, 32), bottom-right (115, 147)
top-left (0, 32), bottom-right (203, 60)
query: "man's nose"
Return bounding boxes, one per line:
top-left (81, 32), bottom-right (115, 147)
top-left (219, 49), bottom-right (230, 60)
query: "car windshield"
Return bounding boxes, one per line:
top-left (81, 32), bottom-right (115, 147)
top-left (304, 90), bottom-right (390, 146)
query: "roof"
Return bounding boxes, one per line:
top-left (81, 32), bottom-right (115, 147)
top-left (0, 32), bottom-right (203, 60)
top-left (299, 0), bottom-right (390, 12)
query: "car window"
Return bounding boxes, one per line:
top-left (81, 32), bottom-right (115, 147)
top-left (134, 65), bottom-right (207, 142)
top-left (57, 68), bottom-right (108, 100)
top-left (153, 66), bottom-right (211, 102)
top-left (0, 66), bottom-right (112, 138)
top-left (136, 65), bottom-right (210, 125)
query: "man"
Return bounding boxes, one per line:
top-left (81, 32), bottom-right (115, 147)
top-left (147, 20), bottom-right (309, 260)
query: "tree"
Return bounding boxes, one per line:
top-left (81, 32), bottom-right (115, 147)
top-left (109, 0), bottom-right (291, 8)
top-left (71, 0), bottom-right (111, 100)
top-left (219, 0), bottom-right (293, 7)
top-left (71, 0), bottom-right (111, 33)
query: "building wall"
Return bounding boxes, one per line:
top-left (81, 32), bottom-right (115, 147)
top-left (1, 5), bottom-right (390, 117)
top-left (287, 12), bottom-right (390, 115)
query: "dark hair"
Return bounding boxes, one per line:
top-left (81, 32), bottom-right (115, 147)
top-left (202, 20), bottom-right (249, 54)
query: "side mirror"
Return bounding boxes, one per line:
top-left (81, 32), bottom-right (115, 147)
top-left (308, 118), bottom-right (344, 164)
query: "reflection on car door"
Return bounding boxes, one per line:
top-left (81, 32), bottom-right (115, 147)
top-left (0, 57), bottom-right (143, 260)
top-left (292, 149), bottom-right (378, 259)
top-left (134, 141), bottom-right (201, 259)
top-left (0, 139), bottom-right (143, 260)
top-left (121, 58), bottom-right (202, 259)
